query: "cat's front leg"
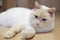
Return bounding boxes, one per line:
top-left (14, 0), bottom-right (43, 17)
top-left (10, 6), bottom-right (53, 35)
top-left (4, 23), bottom-right (24, 39)
top-left (4, 30), bottom-right (15, 39)
top-left (18, 27), bottom-right (36, 40)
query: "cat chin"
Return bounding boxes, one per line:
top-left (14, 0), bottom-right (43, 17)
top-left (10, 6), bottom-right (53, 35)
top-left (35, 28), bottom-right (54, 33)
top-left (33, 22), bottom-right (54, 33)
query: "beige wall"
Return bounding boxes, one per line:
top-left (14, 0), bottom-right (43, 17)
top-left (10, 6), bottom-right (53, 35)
top-left (2, 0), bottom-right (60, 11)
top-left (39, 0), bottom-right (51, 7)
top-left (6, 0), bottom-right (17, 9)
top-left (17, 0), bottom-right (60, 11)
top-left (17, 0), bottom-right (28, 8)
top-left (39, 0), bottom-right (60, 11)
top-left (51, 0), bottom-right (60, 11)
top-left (2, 0), bottom-right (17, 11)
top-left (17, 0), bottom-right (35, 9)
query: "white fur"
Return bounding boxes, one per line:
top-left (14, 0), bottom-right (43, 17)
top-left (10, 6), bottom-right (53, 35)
top-left (0, 6), bottom-right (54, 39)
top-left (41, 5), bottom-right (50, 10)
top-left (0, 7), bottom-right (31, 26)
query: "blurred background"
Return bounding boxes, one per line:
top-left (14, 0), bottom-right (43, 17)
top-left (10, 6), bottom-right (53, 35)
top-left (0, 0), bottom-right (60, 40)
top-left (0, 0), bottom-right (60, 12)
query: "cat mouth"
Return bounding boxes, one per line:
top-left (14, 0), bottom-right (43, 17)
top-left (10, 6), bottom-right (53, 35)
top-left (35, 24), bottom-right (44, 28)
top-left (35, 24), bottom-right (41, 27)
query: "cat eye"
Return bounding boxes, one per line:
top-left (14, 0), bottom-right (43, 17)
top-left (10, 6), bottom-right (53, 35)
top-left (42, 18), bottom-right (47, 21)
top-left (34, 15), bottom-right (38, 18)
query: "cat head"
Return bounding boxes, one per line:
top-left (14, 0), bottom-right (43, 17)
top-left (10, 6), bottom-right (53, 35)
top-left (30, 1), bottom-right (56, 28)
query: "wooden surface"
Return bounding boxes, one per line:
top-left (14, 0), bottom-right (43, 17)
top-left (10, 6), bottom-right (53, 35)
top-left (0, 12), bottom-right (60, 40)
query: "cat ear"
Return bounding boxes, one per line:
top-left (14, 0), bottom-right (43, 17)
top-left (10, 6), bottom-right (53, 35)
top-left (49, 7), bottom-right (56, 15)
top-left (34, 1), bottom-right (40, 9)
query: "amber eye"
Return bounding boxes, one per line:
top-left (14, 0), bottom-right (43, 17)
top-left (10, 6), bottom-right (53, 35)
top-left (42, 18), bottom-right (47, 21)
top-left (35, 15), bottom-right (38, 18)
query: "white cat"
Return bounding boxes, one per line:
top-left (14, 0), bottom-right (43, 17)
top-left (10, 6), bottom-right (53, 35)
top-left (0, 1), bottom-right (56, 40)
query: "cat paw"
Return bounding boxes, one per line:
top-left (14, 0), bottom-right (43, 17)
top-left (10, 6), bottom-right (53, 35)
top-left (4, 32), bottom-right (15, 39)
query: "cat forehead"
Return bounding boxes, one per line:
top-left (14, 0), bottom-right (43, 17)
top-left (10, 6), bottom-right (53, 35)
top-left (33, 9), bottom-right (50, 16)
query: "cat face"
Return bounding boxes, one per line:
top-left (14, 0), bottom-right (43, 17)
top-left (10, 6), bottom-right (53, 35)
top-left (30, 1), bottom-right (56, 28)
top-left (31, 9), bottom-right (53, 28)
